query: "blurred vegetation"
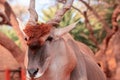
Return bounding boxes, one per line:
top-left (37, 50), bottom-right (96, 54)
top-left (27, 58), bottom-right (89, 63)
top-left (41, 0), bottom-right (120, 51)
top-left (0, 0), bottom-right (119, 51)
top-left (41, 4), bottom-right (108, 51)
top-left (0, 26), bottom-right (21, 47)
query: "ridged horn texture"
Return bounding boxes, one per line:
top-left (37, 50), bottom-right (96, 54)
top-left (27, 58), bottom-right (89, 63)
top-left (27, 0), bottom-right (38, 26)
top-left (54, 21), bottom-right (79, 37)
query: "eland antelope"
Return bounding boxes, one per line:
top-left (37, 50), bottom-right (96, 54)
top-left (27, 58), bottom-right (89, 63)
top-left (17, 0), bottom-right (106, 80)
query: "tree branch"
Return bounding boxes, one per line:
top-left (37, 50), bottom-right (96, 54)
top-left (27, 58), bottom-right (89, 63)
top-left (0, 10), bottom-right (10, 25)
top-left (0, 1), bottom-right (27, 53)
top-left (72, 5), bottom-right (99, 47)
top-left (83, 11), bottom-right (98, 47)
top-left (47, 0), bottom-right (74, 26)
top-left (79, 0), bottom-right (112, 34)
top-left (112, 5), bottom-right (120, 31)
top-left (27, 0), bottom-right (38, 26)
top-left (0, 32), bottom-right (24, 67)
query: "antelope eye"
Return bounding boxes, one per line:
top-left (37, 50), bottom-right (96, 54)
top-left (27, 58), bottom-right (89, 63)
top-left (24, 37), bottom-right (28, 41)
top-left (46, 36), bottom-right (53, 41)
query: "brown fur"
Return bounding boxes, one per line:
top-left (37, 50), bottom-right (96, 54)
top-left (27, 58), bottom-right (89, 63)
top-left (23, 23), bottom-right (52, 46)
top-left (24, 27), bottom-right (106, 80)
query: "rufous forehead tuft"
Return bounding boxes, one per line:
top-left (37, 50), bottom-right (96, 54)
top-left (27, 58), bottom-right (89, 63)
top-left (23, 23), bottom-right (52, 46)
top-left (24, 23), bottom-right (52, 38)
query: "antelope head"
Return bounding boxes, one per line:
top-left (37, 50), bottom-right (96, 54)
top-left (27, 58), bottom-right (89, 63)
top-left (18, 0), bottom-right (78, 79)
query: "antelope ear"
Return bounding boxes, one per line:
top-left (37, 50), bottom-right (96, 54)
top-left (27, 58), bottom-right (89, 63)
top-left (17, 18), bottom-right (26, 36)
top-left (54, 21), bottom-right (79, 37)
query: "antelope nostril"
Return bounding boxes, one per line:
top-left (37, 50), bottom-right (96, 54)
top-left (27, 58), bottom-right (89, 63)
top-left (28, 68), bottom-right (39, 77)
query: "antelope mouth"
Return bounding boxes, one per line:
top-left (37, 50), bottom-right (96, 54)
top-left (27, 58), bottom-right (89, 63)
top-left (26, 70), bottom-right (44, 79)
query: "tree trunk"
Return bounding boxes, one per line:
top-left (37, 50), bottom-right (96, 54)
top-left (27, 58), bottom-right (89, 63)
top-left (0, 1), bottom-right (27, 53)
top-left (0, 32), bottom-right (24, 66)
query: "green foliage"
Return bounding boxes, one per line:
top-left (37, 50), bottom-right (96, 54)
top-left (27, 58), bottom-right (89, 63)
top-left (0, 25), bottom-right (20, 47)
top-left (1, 0), bottom-right (117, 52)
top-left (41, 4), bottom-right (105, 51)
top-left (104, 7), bottom-right (114, 28)
top-left (41, 5), bottom-right (61, 22)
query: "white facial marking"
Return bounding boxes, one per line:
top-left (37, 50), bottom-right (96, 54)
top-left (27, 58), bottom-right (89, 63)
top-left (34, 72), bottom-right (44, 78)
top-left (26, 70), bottom-right (44, 79)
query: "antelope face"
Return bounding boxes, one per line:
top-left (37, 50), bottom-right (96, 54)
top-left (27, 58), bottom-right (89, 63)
top-left (23, 23), bottom-right (54, 79)
top-left (17, 0), bottom-right (77, 79)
